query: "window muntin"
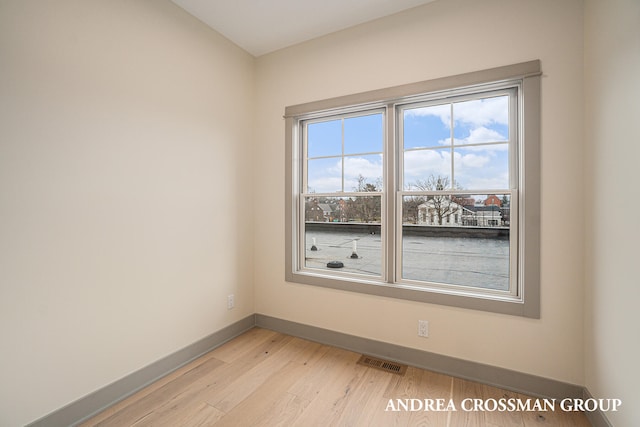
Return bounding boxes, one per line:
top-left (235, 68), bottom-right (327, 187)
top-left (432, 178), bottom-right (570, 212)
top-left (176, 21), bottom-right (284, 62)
top-left (400, 192), bottom-right (513, 293)
top-left (285, 61), bottom-right (541, 318)
top-left (301, 110), bottom-right (385, 278)
top-left (398, 89), bottom-right (517, 297)
top-left (304, 112), bottom-right (384, 194)
top-left (297, 90), bottom-right (517, 291)
top-left (401, 92), bottom-right (514, 190)
top-left (303, 196), bottom-right (383, 277)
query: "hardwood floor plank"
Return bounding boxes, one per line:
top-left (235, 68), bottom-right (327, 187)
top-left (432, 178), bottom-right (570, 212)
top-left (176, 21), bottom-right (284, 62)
top-left (516, 391), bottom-right (591, 427)
top-left (407, 370), bottom-right (452, 427)
top-left (481, 384), bottom-right (524, 426)
top-left (289, 393), bottom-right (343, 427)
top-left (119, 359), bottom-right (250, 426)
top-left (78, 346), bottom-right (226, 426)
top-left (288, 350), bottom-right (368, 427)
top-left (206, 335), bottom-right (301, 412)
top-left (383, 366), bottom-right (425, 399)
top-left (212, 361), bottom-right (310, 427)
top-left (366, 404), bottom-right (413, 427)
top-left (287, 337), bottom-right (331, 367)
top-left (289, 347), bottom-right (364, 403)
top-left (81, 329), bottom-right (594, 427)
top-left (449, 377), bottom-right (486, 426)
top-left (376, 366), bottom-right (453, 427)
top-left (86, 328), bottom-right (274, 426)
top-left (89, 356), bottom-right (226, 427)
top-left (252, 392), bottom-right (310, 427)
top-left (208, 327), bottom-right (281, 364)
top-left (131, 401), bottom-right (224, 427)
top-left (335, 367), bottom-right (395, 426)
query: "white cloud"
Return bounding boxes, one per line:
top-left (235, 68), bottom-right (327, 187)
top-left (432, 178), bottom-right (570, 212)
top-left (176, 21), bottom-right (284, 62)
top-left (456, 143), bottom-right (509, 154)
top-left (404, 103), bottom-right (451, 123)
top-left (454, 151), bottom-right (509, 189)
top-left (456, 173), bottom-right (509, 190)
top-left (434, 129), bottom-right (508, 149)
top-left (307, 176), bottom-right (342, 193)
top-left (308, 155), bottom-right (383, 193)
top-left (403, 149), bottom-right (450, 181)
top-left (343, 156), bottom-right (382, 181)
top-left (458, 153), bottom-right (490, 168)
top-left (454, 96), bottom-right (508, 126)
top-left (458, 126), bottom-right (507, 144)
top-left (404, 96), bottom-right (508, 128)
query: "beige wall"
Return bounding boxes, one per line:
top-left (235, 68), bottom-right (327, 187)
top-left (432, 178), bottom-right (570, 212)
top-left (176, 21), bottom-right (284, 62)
top-left (0, 1), bottom-right (254, 425)
top-left (4, 0), bottom-right (637, 425)
top-left (254, 0), bottom-right (585, 384)
top-left (584, 0), bottom-right (640, 425)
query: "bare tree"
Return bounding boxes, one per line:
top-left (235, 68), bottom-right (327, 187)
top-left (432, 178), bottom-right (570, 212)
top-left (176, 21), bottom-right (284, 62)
top-left (402, 194), bottom-right (426, 224)
top-left (345, 175), bottom-right (381, 223)
top-left (409, 175), bottom-right (462, 225)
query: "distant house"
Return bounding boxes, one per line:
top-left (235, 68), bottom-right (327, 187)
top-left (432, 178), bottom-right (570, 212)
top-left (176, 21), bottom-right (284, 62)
top-left (417, 197), bottom-right (504, 227)
top-left (306, 204), bottom-right (324, 222)
top-left (462, 205), bottom-right (503, 227)
top-left (318, 204), bottom-right (334, 221)
top-left (417, 198), bottom-right (464, 226)
top-left (306, 201), bottom-right (334, 222)
top-left (456, 196), bottom-right (476, 207)
top-left (484, 195), bottom-right (502, 207)
top-left (464, 195), bottom-right (507, 226)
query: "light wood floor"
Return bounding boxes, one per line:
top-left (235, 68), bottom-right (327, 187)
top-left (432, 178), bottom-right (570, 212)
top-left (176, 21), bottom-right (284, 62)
top-left (81, 328), bottom-right (591, 426)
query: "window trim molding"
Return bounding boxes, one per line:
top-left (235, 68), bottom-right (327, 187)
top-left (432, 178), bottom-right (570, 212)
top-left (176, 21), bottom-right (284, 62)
top-left (285, 60), bottom-right (541, 318)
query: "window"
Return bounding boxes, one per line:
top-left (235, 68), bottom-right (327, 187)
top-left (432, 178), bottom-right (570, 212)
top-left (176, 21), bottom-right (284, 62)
top-left (303, 111), bottom-right (385, 277)
top-left (285, 61), bottom-right (541, 318)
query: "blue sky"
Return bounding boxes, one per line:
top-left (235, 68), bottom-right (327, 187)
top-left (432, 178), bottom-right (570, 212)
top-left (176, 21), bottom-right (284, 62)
top-left (306, 95), bottom-right (510, 193)
top-left (403, 96), bottom-right (510, 190)
top-left (307, 113), bottom-right (383, 193)
top-left (307, 113), bottom-right (383, 157)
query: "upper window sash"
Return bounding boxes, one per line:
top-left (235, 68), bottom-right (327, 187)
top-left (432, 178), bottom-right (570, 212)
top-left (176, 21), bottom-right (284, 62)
top-left (301, 108), bottom-right (386, 196)
top-left (397, 87), bottom-right (518, 194)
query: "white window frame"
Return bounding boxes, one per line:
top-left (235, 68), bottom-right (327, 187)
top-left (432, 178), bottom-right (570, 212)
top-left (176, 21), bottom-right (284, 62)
top-left (396, 86), bottom-right (518, 300)
top-left (285, 61), bottom-right (541, 318)
top-left (299, 108), bottom-right (387, 282)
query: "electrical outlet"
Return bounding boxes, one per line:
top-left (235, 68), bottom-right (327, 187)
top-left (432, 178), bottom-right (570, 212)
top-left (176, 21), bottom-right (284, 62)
top-left (418, 320), bottom-right (429, 337)
top-left (227, 294), bottom-right (234, 310)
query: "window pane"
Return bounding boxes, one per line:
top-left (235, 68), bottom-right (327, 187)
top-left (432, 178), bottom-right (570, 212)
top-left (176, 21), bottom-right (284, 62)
top-left (454, 144), bottom-right (509, 190)
top-left (307, 157), bottom-right (341, 193)
top-left (307, 119), bottom-right (342, 158)
top-left (344, 113), bottom-right (383, 154)
top-left (453, 96), bottom-right (509, 144)
top-left (403, 148), bottom-right (451, 190)
top-left (403, 104), bottom-right (451, 149)
top-left (344, 155), bottom-right (383, 192)
top-left (304, 196), bottom-right (381, 276)
top-left (401, 194), bottom-right (510, 291)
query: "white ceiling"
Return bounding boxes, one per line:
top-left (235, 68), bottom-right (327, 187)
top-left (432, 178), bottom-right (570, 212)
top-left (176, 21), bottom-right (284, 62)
top-left (171, 0), bottom-right (437, 57)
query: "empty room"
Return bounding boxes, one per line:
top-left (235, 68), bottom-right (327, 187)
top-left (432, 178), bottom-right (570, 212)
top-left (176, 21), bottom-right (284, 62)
top-left (1, 0), bottom-right (637, 426)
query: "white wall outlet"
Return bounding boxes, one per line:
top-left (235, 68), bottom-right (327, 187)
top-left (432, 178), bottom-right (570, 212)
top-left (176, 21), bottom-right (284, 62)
top-left (227, 294), bottom-right (234, 310)
top-left (418, 320), bottom-right (429, 337)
